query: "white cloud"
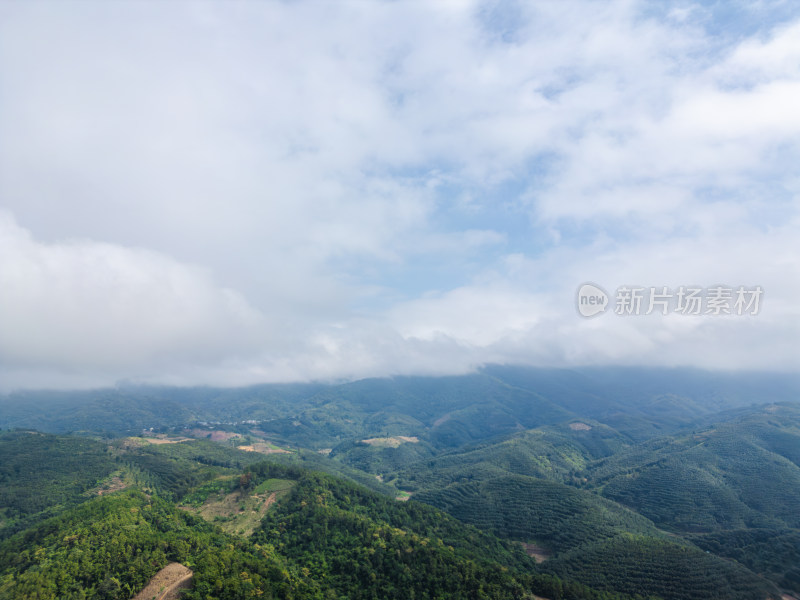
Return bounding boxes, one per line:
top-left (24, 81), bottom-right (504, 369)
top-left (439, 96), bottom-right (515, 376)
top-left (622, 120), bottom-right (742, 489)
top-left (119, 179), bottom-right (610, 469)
top-left (0, 212), bottom-right (266, 376)
top-left (0, 0), bottom-right (798, 389)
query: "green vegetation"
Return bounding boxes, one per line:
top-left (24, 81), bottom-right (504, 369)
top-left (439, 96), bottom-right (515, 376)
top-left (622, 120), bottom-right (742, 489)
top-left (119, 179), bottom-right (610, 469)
top-left (180, 476), bottom-right (239, 507)
top-left (394, 422), bottom-right (629, 491)
top-left (592, 406), bottom-right (800, 532)
top-left (181, 473), bottom-right (295, 538)
top-left (545, 534), bottom-right (780, 600)
top-left (688, 528), bottom-right (800, 592)
top-left (0, 489), bottom-right (301, 600)
top-left (249, 464), bottom-right (636, 600)
top-left (415, 474), bottom-right (663, 555)
top-left (3, 368), bottom-right (799, 448)
top-left (408, 473), bottom-right (782, 599)
top-left (3, 368), bottom-right (800, 599)
top-left (132, 437), bottom-right (269, 471)
top-left (144, 438), bottom-right (398, 495)
top-left (0, 390), bottom-right (195, 436)
top-left (379, 403), bottom-right (800, 597)
top-left (0, 432), bottom-right (117, 538)
top-left (330, 436), bottom-right (435, 475)
top-left (0, 455), bottom-right (638, 600)
top-left (253, 479), bottom-right (294, 494)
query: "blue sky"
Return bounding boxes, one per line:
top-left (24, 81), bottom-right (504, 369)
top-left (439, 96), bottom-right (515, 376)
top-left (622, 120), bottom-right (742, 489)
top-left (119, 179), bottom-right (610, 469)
top-left (1, 0), bottom-right (799, 389)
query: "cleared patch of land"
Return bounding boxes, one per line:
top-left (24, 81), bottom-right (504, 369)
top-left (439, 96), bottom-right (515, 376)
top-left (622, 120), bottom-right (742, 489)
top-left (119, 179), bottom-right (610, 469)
top-left (521, 542), bottom-right (551, 563)
top-left (432, 413), bottom-right (452, 427)
top-left (238, 442), bottom-right (291, 454)
top-left (142, 435), bottom-right (193, 445)
top-left (186, 479), bottom-right (295, 537)
top-left (361, 436), bottom-right (419, 448)
top-left (191, 490), bottom-right (278, 537)
top-left (119, 437), bottom-right (148, 449)
top-left (184, 428), bottom-right (244, 442)
top-left (96, 475), bottom-right (128, 496)
top-left (187, 429), bottom-right (243, 442)
top-left (131, 562), bottom-right (193, 600)
top-left (568, 422), bottom-right (592, 431)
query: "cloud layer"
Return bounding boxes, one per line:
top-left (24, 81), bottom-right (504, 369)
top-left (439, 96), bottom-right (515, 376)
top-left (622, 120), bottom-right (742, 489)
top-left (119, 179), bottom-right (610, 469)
top-left (1, 1), bottom-right (798, 389)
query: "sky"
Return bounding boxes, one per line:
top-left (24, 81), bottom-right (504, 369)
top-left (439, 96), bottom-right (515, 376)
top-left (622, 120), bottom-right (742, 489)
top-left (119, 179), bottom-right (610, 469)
top-left (1, 0), bottom-right (799, 390)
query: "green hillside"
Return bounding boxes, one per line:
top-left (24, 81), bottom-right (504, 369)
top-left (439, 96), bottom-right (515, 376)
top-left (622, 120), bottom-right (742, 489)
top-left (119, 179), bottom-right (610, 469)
top-left (142, 437), bottom-right (399, 496)
top-left (0, 432), bottom-right (118, 538)
top-left (414, 474), bottom-right (662, 555)
top-left (545, 534), bottom-right (780, 600)
top-left (251, 373), bottom-right (576, 451)
top-left (0, 489), bottom-right (304, 600)
top-left (394, 421), bottom-right (630, 490)
top-left (2, 368), bottom-right (800, 600)
top-left (384, 404), bottom-right (800, 598)
top-left (688, 528), bottom-right (800, 593)
top-left (405, 472), bottom-right (782, 599)
top-left (592, 405), bottom-right (800, 532)
top-left (0, 440), bottom-right (639, 600)
top-left (481, 366), bottom-right (800, 441)
top-left (329, 435), bottom-right (436, 474)
top-left (7, 367), bottom-right (795, 447)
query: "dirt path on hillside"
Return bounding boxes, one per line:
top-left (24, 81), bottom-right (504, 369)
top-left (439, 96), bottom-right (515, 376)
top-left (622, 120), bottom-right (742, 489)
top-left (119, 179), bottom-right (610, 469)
top-left (132, 563), bottom-right (193, 600)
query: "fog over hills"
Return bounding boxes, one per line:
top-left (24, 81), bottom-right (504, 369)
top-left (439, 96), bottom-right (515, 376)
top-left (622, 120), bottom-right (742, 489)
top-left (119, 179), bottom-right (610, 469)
top-left (3, 366), bottom-right (799, 440)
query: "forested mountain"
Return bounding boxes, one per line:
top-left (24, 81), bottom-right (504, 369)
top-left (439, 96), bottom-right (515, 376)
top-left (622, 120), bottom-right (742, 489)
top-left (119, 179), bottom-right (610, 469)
top-left (1, 366), bottom-right (799, 599)
top-left (592, 404), bottom-right (800, 532)
top-left (379, 400), bottom-right (800, 598)
top-left (3, 367), bottom-right (799, 444)
top-left (1, 433), bottom-right (640, 600)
